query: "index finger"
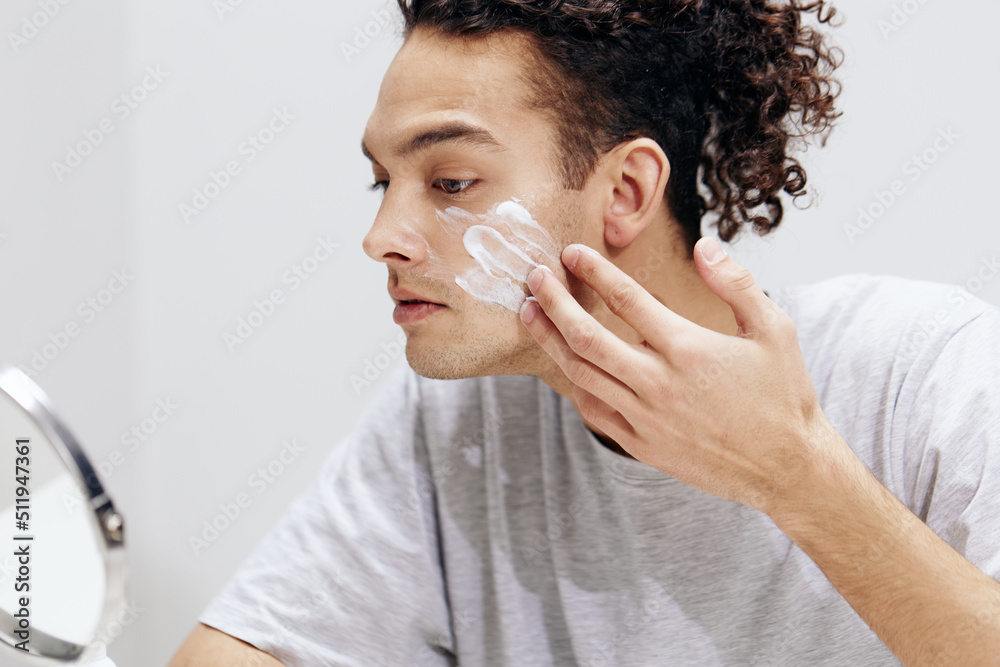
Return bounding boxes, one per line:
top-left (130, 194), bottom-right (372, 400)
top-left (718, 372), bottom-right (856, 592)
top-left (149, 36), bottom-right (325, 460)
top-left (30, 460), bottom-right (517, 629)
top-left (562, 243), bottom-right (687, 349)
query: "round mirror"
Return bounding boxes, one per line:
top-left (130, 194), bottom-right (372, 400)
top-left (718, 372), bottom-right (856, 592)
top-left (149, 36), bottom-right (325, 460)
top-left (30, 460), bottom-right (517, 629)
top-left (0, 364), bottom-right (125, 664)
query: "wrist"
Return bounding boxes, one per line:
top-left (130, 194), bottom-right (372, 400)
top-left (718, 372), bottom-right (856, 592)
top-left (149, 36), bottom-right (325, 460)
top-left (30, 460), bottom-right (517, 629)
top-left (763, 415), bottom-right (866, 535)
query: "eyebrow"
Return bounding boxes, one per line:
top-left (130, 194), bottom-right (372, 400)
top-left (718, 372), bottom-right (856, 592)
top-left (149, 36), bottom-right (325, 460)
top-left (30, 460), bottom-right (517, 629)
top-left (361, 121), bottom-right (505, 163)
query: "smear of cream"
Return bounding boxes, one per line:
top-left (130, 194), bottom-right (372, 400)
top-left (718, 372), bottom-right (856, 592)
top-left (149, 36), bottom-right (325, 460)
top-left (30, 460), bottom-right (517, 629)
top-left (437, 200), bottom-right (560, 312)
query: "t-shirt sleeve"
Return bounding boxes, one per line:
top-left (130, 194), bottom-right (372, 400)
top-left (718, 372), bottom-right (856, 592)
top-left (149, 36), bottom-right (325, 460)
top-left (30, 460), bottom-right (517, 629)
top-left (900, 306), bottom-right (1000, 581)
top-left (198, 364), bottom-right (455, 666)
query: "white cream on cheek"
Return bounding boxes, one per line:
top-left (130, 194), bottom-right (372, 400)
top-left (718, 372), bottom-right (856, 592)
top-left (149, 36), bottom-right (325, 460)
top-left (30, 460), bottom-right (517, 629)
top-left (437, 200), bottom-right (560, 312)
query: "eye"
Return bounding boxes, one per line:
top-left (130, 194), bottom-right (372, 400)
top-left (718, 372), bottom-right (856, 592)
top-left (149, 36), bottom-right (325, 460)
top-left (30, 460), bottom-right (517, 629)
top-left (434, 179), bottom-right (475, 195)
top-left (369, 180), bottom-right (389, 193)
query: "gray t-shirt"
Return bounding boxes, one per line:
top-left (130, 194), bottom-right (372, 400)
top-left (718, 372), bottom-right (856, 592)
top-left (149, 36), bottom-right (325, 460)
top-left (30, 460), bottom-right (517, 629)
top-left (200, 273), bottom-right (1000, 666)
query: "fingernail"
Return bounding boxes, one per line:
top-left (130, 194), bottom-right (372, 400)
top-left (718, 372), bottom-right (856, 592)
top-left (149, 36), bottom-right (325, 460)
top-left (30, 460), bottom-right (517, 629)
top-left (527, 267), bottom-right (544, 292)
top-left (563, 245), bottom-right (581, 269)
top-left (520, 297), bottom-right (539, 323)
top-left (702, 238), bottom-right (727, 265)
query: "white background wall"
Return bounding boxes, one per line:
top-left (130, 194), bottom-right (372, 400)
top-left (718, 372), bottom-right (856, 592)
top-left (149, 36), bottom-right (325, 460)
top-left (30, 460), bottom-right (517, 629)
top-left (0, 0), bottom-right (997, 664)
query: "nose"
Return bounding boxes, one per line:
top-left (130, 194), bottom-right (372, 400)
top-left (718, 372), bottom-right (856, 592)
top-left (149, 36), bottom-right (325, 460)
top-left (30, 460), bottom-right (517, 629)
top-left (362, 200), bottom-right (430, 269)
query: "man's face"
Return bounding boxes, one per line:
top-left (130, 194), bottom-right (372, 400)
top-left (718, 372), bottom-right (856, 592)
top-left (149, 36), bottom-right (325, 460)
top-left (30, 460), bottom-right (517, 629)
top-left (362, 27), bottom-right (602, 380)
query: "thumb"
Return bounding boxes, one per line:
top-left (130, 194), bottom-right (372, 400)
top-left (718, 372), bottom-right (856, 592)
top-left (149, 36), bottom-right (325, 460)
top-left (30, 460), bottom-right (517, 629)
top-left (694, 237), bottom-right (773, 335)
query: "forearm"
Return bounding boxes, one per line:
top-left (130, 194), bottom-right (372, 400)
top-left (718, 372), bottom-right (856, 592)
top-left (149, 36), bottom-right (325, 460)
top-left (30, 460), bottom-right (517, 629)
top-left (770, 425), bottom-right (1000, 666)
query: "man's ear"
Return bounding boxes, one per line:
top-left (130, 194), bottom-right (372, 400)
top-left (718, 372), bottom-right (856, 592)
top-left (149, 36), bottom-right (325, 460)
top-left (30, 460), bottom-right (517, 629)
top-left (599, 138), bottom-right (670, 248)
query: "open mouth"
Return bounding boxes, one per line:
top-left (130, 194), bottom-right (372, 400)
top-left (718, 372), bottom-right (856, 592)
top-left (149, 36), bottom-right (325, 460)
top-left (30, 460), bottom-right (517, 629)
top-left (400, 298), bottom-right (442, 306)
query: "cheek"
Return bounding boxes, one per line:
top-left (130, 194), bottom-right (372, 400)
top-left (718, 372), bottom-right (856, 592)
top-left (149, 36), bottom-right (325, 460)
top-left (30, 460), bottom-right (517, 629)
top-left (455, 235), bottom-right (532, 311)
top-left (444, 201), bottom-right (562, 312)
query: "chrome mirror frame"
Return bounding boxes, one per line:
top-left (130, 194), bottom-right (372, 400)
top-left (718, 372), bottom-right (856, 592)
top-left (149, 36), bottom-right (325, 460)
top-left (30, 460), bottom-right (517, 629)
top-left (0, 363), bottom-right (125, 663)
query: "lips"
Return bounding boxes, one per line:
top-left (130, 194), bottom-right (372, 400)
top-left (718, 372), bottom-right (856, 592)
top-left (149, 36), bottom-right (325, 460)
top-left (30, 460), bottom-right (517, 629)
top-left (388, 285), bottom-right (447, 325)
top-left (392, 300), bottom-right (446, 325)
top-left (388, 287), bottom-right (444, 307)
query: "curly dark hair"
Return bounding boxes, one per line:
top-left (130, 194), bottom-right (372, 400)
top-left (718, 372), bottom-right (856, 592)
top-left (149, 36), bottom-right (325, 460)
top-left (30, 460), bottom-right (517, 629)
top-left (396, 0), bottom-right (843, 253)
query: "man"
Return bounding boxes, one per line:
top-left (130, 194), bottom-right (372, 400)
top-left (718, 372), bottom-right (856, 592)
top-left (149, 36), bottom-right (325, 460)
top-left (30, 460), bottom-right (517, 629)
top-left (170, 1), bottom-right (1000, 664)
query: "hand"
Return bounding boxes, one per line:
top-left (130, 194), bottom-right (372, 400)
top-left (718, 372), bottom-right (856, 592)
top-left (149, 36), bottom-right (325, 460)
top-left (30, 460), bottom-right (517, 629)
top-left (519, 238), bottom-right (842, 514)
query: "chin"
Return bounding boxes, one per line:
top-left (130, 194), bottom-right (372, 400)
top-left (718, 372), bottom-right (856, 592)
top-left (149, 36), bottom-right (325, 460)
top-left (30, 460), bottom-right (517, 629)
top-left (402, 327), bottom-right (539, 381)
top-left (404, 346), bottom-right (513, 381)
